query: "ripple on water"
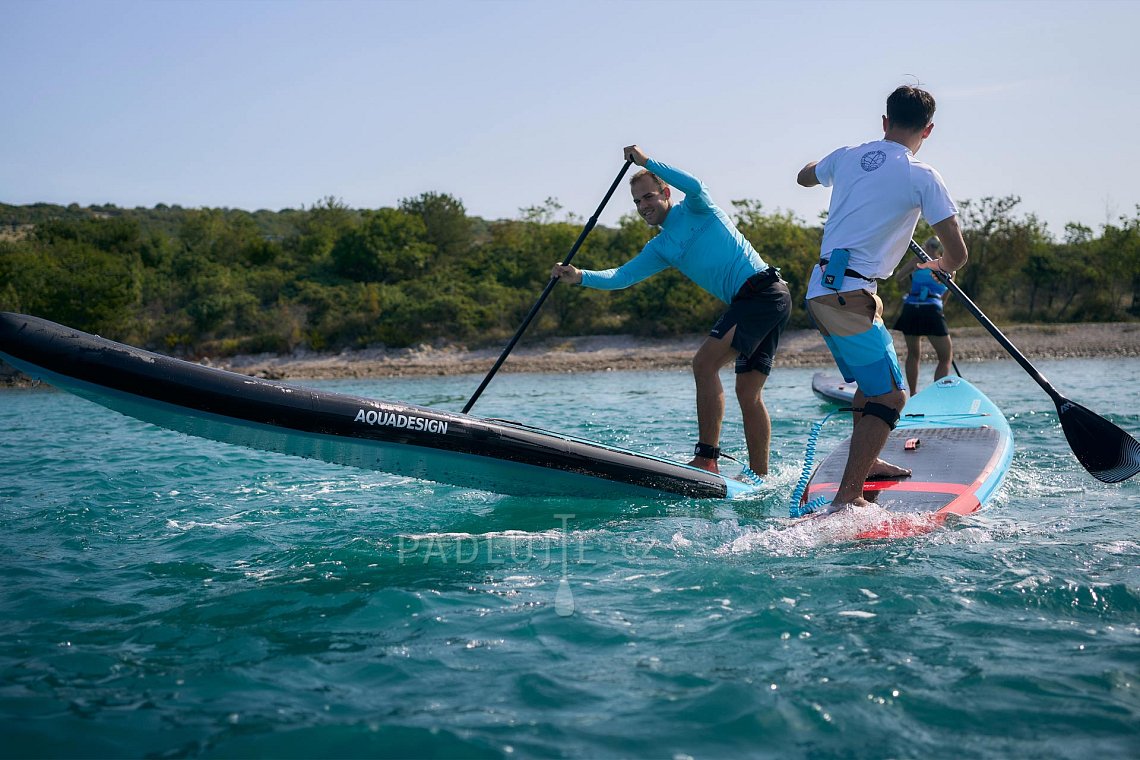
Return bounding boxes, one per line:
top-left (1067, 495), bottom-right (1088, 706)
top-left (2, 362), bottom-right (1140, 757)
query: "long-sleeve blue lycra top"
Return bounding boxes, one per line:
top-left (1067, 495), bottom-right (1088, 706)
top-left (579, 158), bottom-right (769, 305)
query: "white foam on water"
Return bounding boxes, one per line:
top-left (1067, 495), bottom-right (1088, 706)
top-left (715, 503), bottom-right (947, 555)
top-left (166, 518), bottom-right (245, 532)
top-left (404, 529), bottom-right (563, 541)
top-left (669, 532), bottom-right (693, 549)
top-left (1098, 540), bottom-right (1140, 554)
top-left (926, 525), bottom-right (995, 545)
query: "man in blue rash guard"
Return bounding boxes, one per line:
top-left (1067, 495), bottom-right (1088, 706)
top-left (552, 145), bottom-right (791, 478)
top-left (797, 85), bottom-right (968, 511)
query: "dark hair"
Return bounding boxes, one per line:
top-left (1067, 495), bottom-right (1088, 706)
top-left (886, 85), bottom-right (936, 131)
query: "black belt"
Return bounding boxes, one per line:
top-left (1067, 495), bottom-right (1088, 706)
top-left (818, 258), bottom-right (873, 282)
top-left (733, 268), bottom-right (781, 300)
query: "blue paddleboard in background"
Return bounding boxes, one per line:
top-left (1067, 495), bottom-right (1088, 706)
top-left (811, 371), bottom-right (857, 405)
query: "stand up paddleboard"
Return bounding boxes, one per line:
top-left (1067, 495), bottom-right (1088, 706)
top-left (0, 313), bottom-right (758, 500)
top-left (799, 376), bottom-right (1012, 538)
top-left (811, 371), bottom-right (857, 405)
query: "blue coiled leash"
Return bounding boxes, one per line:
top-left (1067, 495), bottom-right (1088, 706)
top-left (716, 449), bottom-right (765, 487)
top-left (789, 409), bottom-right (850, 517)
top-left (738, 465), bottom-right (764, 487)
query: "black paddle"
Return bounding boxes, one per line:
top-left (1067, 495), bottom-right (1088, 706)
top-left (909, 238), bottom-right (1140, 483)
top-left (462, 160), bottom-right (634, 414)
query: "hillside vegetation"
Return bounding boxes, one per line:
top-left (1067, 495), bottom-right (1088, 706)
top-left (1, 194), bottom-right (1137, 357)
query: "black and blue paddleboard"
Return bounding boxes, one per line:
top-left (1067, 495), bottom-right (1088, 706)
top-left (0, 313), bottom-right (759, 500)
top-left (800, 376), bottom-right (1013, 538)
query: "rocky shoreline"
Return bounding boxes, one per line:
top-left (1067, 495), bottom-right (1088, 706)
top-left (207, 322), bottom-right (1140, 380)
top-left (2, 322), bottom-right (1138, 386)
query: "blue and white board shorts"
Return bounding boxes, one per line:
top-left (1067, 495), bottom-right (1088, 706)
top-left (806, 290), bottom-right (904, 397)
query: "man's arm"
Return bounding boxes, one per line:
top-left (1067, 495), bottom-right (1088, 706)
top-left (552, 246), bottom-right (669, 290)
top-left (919, 216), bottom-right (968, 274)
top-left (644, 158), bottom-right (707, 205)
top-left (624, 144), bottom-right (713, 210)
top-left (797, 161), bottom-right (820, 187)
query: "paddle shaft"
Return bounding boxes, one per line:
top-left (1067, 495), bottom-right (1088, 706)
top-left (908, 239), bottom-right (1062, 405)
top-left (462, 160), bottom-right (634, 414)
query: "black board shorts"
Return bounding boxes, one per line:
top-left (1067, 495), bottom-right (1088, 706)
top-left (709, 269), bottom-right (792, 374)
top-left (892, 303), bottom-right (949, 337)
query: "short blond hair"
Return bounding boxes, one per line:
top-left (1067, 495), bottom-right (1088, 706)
top-left (630, 170), bottom-right (667, 192)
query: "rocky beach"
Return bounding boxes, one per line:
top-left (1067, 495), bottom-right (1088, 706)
top-left (3, 322), bottom-right (1138, 386)
top-left (212, 322), bottom-right (1140, 381)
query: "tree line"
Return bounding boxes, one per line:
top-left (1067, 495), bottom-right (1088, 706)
top-left (1, 194), bottom-right (1137, 358)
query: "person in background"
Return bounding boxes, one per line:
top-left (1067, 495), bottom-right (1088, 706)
top-left (553, 145), bottom-right (791, 481)
top-left (796, 85), bottom-right (968, 511)
top-left (892, 236), bottom-right (954, 396)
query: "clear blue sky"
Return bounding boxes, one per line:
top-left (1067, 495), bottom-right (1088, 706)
top-left (3, 0), bottom-right (1138, 237)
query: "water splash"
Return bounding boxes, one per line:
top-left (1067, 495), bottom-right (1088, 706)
top-left (716, 504), bottom-right (949, 555)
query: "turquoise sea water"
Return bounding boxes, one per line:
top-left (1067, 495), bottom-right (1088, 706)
top-left (1, 358), bottom-right (1139, 759)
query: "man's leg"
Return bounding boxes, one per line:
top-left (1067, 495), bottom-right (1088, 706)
top-left (689, 328), bottom-right (739, 473)
top-left (850, 388), bottom-right (911, 480)
top-left (806, 290), bottom-right (909, 508)
top-left (832, 386), bottom-right (908, 507)
top-left (729, 279), bottom-right (790, 477)
top-left (904, 334), bottom-right (921, 396)
top-left (735, 370), bottom-right (771, 476)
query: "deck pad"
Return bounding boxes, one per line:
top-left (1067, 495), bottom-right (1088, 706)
top-left (805, 426), bottom-right (1002, 514)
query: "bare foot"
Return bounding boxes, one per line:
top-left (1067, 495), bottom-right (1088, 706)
top-left (866, 458), bottom-right (911, 480)
top-left (824, 496), bottom-right (874, 514)
top-left (687, 455), bottom-right (719, 474)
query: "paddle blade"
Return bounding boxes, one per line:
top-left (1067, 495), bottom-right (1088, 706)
top-left (1057, 398), bottom-right (1140, 483)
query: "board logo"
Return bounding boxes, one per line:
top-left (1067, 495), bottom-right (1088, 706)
top-left (355, 408), bottom-right (449, 434)
top-left (860, 150), bottom-right (887, 172)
